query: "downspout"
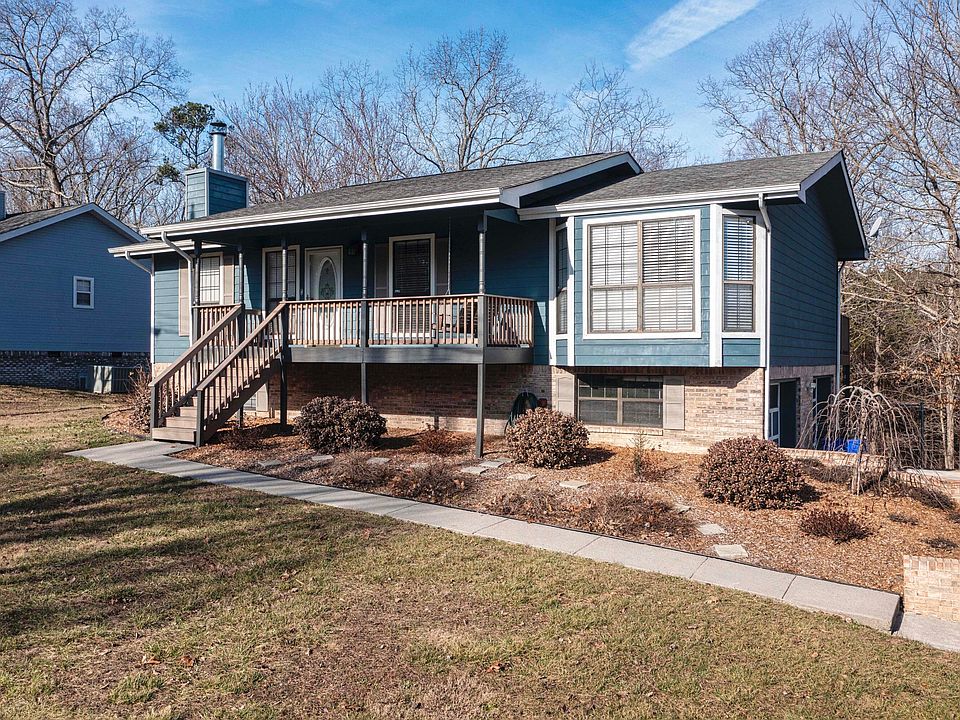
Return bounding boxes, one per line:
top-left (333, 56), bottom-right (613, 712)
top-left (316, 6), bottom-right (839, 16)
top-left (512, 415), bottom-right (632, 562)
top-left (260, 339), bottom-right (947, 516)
top-left (836, 261), bottom-right (846, 391)
top-left (160, 231), bottom-right (196, 341)
top-left (123, 250), bottom-right (152, 275)
top-left (758, 193), bottom-right (772, 440)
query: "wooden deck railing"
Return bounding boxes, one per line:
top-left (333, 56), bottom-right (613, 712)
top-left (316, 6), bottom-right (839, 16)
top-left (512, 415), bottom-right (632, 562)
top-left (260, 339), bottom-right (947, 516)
top-left (286, 294), bottom-right (534, 348)
top-left (195, 303), bottom-right (286, 441)
top-left (196, 304), bottom-right (238, 337)
top-left (151, 303), bottom-right (243, 427)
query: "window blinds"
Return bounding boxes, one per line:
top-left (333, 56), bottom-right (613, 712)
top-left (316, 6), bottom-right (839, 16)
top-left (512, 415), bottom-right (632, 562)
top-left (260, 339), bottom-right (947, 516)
top-left (722, 215), bottom-right (755, 332)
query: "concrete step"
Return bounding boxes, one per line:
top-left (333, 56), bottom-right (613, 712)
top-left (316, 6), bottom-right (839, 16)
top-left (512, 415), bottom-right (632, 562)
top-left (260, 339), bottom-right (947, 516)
top-left (152, 426), bottom-right (196, 443)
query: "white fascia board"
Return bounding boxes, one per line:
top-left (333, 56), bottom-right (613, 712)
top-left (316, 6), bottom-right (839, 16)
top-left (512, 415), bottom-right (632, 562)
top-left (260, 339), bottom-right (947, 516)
top-left (499, 153), bottom-right (639, 207)
top-left (108, 239), bottom-right (231, 257)
top-left (0, 203), bottom-right (146, 245)
top-left (799, 151), bottom-right (869, 259)
top-left (518, 185), bottom-right (801, 221)
top-left (140, 188), bottom-right (502, 239)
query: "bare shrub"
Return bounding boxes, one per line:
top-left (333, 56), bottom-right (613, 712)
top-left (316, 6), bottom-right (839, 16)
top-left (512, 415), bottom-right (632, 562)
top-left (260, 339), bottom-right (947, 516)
top-left (697, 437), bottom-right (804, 510)
top-left (389, 462), bottom-right (466, 503)
top-left (581, 491), bottom-right (693, 537)
top-left (799, 508), bottom-right (872, 543)
top-left (507, 408), bottom-right (588, 469)
top-left (295, 396), bottom-right (386, 453)
top-left (887, 512), bottom-right (918, 526)
top-left (485, 490), bottom-right (571, 522)
top-left (630, 435), bottom-right (673, 483)
top-left (922, 536), bottom-right (958, 551)
top-left (415, 428), bottom-right (469, 455)
top-left (223, 426), bottom-right (264, 451)
top-left (904, 484), bottom-right (956, 510)
top-left (334, 453), bottom-right (393, 491)
top-left (129, 368), bottom-right (152, 434)
top-left (948, 512), bottom-right (960, 525)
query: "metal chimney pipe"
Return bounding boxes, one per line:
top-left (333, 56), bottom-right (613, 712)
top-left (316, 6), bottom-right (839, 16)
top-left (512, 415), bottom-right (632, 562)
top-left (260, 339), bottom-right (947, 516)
top-left (209, 121), bottom-right (227, 171)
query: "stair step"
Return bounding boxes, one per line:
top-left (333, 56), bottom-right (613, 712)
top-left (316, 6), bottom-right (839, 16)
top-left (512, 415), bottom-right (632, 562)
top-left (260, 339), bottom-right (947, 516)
top-left (177, 405), bottom-right (198, 418)
top-left (164, 415), bottom-right (196, 429)
top-left (152, 426), bottom-right (196, 443)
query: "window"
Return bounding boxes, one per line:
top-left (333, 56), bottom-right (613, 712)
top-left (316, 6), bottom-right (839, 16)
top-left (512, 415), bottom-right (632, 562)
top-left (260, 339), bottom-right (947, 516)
top-left (722, 215), bottom-right (755, 332)
top-left (265, 249), bottom-right (298, 310)
top-left (73, 276), bottom-right (93, 308)
top-left (556, 226), bottom-right (568, 334)
top-left (197, 255), bottom-right (222, 305)
top-left (392, 237), bottom-right (431, 297)
top-left (577, 375), bottom-right (663, 427)
top-left (588, 216), bottom-right (695, 333)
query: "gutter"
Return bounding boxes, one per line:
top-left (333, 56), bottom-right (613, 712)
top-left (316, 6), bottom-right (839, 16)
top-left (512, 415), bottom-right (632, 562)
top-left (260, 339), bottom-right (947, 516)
top-left (758, 193), bottom-right (773, 441)
top-left (123, 250), bottom-right (153, 275)
top-left (837, 261), bottom-right (846, 391)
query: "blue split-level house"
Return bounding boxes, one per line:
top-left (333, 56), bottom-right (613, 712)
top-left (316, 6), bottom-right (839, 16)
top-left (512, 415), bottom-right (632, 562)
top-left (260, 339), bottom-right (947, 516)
top-left (0, 195), bottom-right (149, 389)
top-left (109, 127), bottom-right (866, 455)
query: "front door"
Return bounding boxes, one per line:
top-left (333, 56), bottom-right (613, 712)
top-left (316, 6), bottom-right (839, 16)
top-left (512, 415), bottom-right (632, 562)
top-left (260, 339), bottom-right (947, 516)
top-left (306, 248), bottom-right (342, 301)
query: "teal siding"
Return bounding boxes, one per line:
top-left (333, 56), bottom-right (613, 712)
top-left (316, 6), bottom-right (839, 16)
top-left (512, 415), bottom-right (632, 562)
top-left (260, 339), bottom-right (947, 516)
top-left (572, 206), bottom-right (710, 367)
top-left (185, 168), bottom-right (247, 219)
top-left (555, 338), bottom-right (567, 365)
top-left (184, 169), bottom-right (207, 220)
top-left (153, 253), bottom-right (188, 362)
top-left (722, 338), bottom-right (761, 367)
top-left (0, 213), bottom-right (148, 352)
top-left (768, 190), bottom-right (838, 366)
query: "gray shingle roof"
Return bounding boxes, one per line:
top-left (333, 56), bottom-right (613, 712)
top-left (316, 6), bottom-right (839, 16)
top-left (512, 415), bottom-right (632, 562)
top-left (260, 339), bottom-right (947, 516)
top-left (183, 153), bottom-right (624, 225)
top-left (0, 204), bottom-right (81, 236)
top-left (553, 151), bottom-right (839, 204)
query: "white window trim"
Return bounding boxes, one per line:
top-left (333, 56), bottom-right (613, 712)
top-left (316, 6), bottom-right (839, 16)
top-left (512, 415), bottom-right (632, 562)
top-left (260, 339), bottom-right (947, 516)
top-left (73, 275), bottom-right (94, 309)
top-left (388, 233), bottom-right (436, 297)
top-left (195, 251), bottom-right (224, 306)
top-left (303, 246), bottom-right (344, 300)
top-left (768, 381), bottom-right (782, 445)
top-left (261, 244), bottom-right (302, 309)
top-left (581, 209), bottom-right (702, 340)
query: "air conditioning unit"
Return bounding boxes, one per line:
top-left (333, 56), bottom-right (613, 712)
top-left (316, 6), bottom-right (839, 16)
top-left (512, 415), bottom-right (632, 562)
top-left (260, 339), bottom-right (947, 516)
top-left (88, 365), bottom-right (137, 394)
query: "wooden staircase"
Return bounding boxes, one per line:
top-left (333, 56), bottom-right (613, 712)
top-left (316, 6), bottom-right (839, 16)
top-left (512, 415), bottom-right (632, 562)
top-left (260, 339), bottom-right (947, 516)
top-left (151, 303), bottom-right (286, 446)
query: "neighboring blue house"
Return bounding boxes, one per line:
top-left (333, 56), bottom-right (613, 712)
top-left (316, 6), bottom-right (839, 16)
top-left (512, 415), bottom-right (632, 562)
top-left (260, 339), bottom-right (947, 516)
top-left (0, 195), bottom-right (150, 390)
top-left (110, 130), bottom-right (866, 453)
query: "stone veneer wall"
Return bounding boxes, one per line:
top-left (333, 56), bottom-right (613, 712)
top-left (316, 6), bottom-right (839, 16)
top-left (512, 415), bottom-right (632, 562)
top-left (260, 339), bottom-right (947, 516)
top-left (903, 556), bottom-right (960, 623)
top-left (266, 363), bottom-right (765, 453)
top-left (1, 350), bottom-right (148, 390)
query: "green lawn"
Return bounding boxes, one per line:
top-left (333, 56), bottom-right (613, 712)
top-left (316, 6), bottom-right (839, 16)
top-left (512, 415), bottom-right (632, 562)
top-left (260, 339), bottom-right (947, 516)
top-left (1, 386), bottom-right (958, 719)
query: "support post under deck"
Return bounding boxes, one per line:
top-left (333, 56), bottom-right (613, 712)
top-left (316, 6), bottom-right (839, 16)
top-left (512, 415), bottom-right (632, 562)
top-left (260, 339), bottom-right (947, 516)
top-left (279, 237), bottom-right (289, 431)
top-left (476, 214), bottom-right (488, 458)
top-left (360, 230), bottom-right (369, 404)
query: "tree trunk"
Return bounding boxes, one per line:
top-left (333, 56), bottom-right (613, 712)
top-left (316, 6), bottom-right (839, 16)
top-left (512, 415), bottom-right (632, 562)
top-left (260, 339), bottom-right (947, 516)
top-left (946, 379), bottom-right (957, 471)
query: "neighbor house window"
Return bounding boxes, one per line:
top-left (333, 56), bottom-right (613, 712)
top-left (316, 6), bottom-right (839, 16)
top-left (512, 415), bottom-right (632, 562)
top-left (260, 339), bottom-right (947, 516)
top-left (73, 276), bottom-right (93, 308)
top-left (197, 255), bottom-right (222, 305)
top-left (588, 216), bottom-right (695, 333)
top-left (722, 215), bottom-right (756, 332)
top-left (577, 375), bottom-right (663, 427)
top-left (556, 226), bottom-right (568, 334)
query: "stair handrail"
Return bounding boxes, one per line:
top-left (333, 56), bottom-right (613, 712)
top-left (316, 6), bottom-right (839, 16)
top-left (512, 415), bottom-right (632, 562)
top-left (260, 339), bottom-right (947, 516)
top-left (150, 303), bottom-right (243, 428)
top-left (194, 302), bottom-right (287, 442)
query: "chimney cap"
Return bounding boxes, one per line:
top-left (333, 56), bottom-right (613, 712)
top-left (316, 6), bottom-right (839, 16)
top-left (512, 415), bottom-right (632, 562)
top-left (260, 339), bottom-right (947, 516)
top-left (209, 121), bottom-right (227, 135)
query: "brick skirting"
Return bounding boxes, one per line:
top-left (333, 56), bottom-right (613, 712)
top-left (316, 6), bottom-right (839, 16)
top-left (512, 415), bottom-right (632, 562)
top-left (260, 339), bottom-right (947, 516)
top-left (1, 350), bottom-right (148, 390)
top-left (904, 556), bottom-right (960, 623)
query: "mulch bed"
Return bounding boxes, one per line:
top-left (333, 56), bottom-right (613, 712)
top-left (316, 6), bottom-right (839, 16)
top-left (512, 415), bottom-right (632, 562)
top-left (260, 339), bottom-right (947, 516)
top-left (170, 419), bottom-right (960, 594)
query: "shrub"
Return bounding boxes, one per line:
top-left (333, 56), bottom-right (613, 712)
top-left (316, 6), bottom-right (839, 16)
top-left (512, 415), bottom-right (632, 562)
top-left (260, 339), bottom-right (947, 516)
top-left (507, 408), bottom-right (588, 469)
top-left (799, 508), bottom-right (871, 543)
top-left (923, 536), bottom-right (958, 551)
top-left (696, 437), bottom-right (804, 510)
top-left (294, 396), bottom-right (386, 453)
top-left (486, 490), bottom-right (569, 522)
top-left (334, 453), bottom-right (393, 490)
top-left (629, 434), bottom-right (673, 483)
top-left (581, 491), bottom-right (693, 537)
top-left (129, 367), bottom-right (152, 434)
top-left (389, 462), bottom-right (465, 503)
top-left (415, 428), bottom-right (469, 455)
top-left (887, 512), bottom-right (918, 526)
top-left (223, 425), bottom-right (265, 451)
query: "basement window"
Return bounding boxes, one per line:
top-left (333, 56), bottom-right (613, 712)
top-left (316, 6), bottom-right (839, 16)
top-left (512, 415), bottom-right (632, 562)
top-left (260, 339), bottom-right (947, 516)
top-left (73, 276), bottom-right (94, 308)
top-left (577, 374), bottom-right (663, 427)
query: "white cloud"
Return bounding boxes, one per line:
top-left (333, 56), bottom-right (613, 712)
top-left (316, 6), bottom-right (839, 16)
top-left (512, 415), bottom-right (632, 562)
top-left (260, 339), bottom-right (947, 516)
top-left (628, 0), bottom-right (762, 69)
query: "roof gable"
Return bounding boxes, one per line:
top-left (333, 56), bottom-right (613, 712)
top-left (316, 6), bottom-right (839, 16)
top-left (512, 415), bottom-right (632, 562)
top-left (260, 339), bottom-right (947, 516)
top-left (0, 204), bottom-right (144, 246)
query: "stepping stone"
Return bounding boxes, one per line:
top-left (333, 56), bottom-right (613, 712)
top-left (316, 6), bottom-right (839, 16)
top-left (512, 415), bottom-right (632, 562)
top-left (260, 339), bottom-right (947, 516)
top-left (408, 462), bottom-right (430, 469)
top-left (697, 523), bottom-right (727, 536)
top-left (713, 544), bottom-right (748, 559)
top-left (366, 457), bottom-right (390, 466)
top-left (559, 480), bottom-right (589, 490)
top-left (461, 466), bottom-right (487, 475)
top-left (256, 459), bottom-right (283, 468)
top-left (673, 503), bottom-right (691, 514)
top-left (506, 472), bottom-right (535, 481)
top-left (311, 455), bottom-right (334, 464)
top-left (479, 459), bottom-right (508, 469)
top-left (491, 457), bottom-right (513, 465)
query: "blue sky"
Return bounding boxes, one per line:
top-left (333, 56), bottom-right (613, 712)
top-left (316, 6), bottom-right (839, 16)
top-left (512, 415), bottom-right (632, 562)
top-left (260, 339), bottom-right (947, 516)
top-left (91, 0), bottom-right (846, 161)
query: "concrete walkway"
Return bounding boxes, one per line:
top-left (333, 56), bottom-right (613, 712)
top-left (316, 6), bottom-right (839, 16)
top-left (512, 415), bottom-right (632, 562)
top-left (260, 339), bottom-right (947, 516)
top-left (69, 440), bottom-right (954, 647)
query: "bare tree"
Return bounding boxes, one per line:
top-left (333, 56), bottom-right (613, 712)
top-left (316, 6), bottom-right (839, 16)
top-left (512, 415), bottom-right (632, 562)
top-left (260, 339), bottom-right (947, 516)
top-left (0, 0), bottom-right (182, 210)
top-left (564, 61), bottom-right (685, 169)
top-left (396, 28), bottom-right (561, 172)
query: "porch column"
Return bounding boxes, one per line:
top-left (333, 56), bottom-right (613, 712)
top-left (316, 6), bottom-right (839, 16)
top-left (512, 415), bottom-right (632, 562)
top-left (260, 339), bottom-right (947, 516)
top-left (236, 245), bottom-right (245, 430)
top-left (476, 214), bottom-right (488, 458)
top-left (360, 230), bottom-right (369, 404)
top-left (191, 238), bottom-right (202, 343)
top-left (279, 236), bottom-right (289, 430)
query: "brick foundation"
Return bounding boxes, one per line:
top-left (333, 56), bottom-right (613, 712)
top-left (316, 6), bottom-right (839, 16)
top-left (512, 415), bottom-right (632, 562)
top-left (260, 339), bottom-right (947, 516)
top-left (1, 350), bottom-right (148, 390)
top-left (267, 362), bottom-right (765, 452)
top-left (903, 556), bottom-right (960, 623)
